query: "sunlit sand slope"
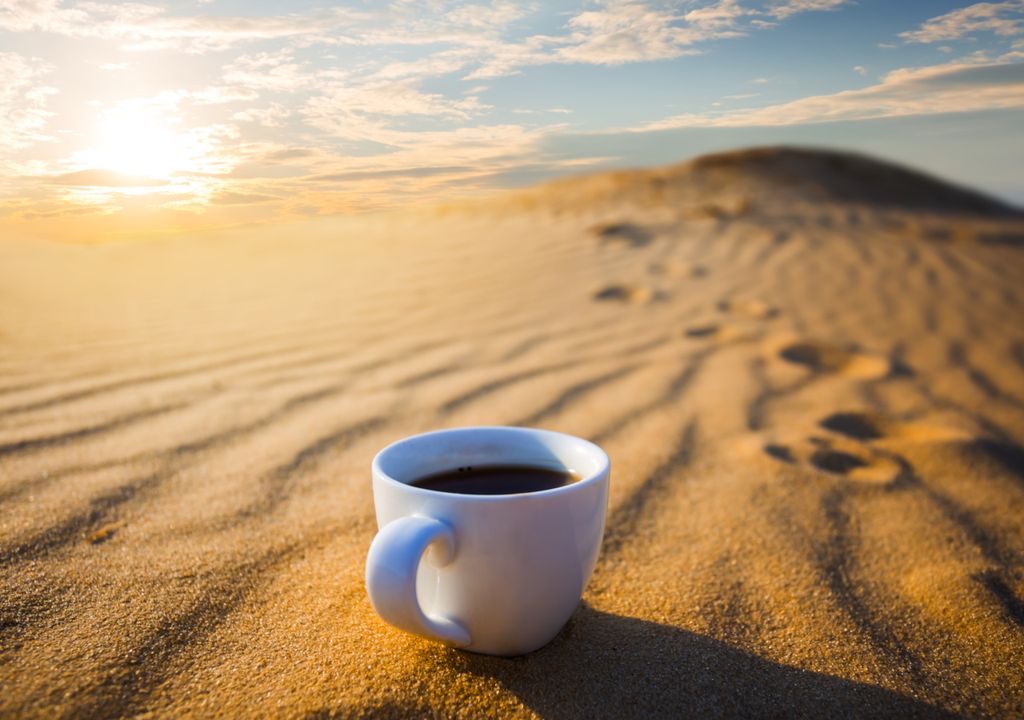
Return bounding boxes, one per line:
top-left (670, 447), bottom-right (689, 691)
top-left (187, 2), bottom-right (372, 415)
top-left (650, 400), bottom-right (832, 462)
top-left (1, 148), bottom-right (1023, 718)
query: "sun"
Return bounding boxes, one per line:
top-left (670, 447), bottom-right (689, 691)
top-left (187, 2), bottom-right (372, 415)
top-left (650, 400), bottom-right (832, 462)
top-left (84, 110), bottom-right (189, 179)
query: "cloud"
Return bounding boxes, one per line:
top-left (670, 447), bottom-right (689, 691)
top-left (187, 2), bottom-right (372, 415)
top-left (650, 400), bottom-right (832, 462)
top-left (0, 0), bottom-right (105, 33)
top-left (95, 85), bottom-right (256, 116)
top-left (463, 0), bottom-right (850, 79)
top-left (341, 1), bottom-right (532, 48)
top-left (463, 2), bottom-right (721, 80)
top-left (233, 103), bottom-right (291, 128)
top-left (443, 1), bottom-right (531, 29)
top-left (769, 0), bottom-right (849, 20)
top-left (630, 62), bottom-right (1024, 130)
top-left (684, 0), bottom-right (850, 29)
top-left (223, 50), bottom-right (318, 91)
top-left (209, 191), bottom-right (278, 205)
top-left (461, 36), bottom-right (556, 80)
top-left (0, 1), bottom-right (368, 52)
top-left (0, 52), bottom-right (56, 153)
top-left (41, 169), bottom-right (167, 186)
top-left (1006, 37), bottom-right (1024, 59)
top-left (264, 147), bottom-right (316, 161)
top-left (463, 1), bottom-right (726, 79)
top-left (372, 48), bottom-right (476, 82)
top-left (557, 2), bottom-right (725, 65)
top-left (303, 78), bottom-right (490, 140)
top-left (309, 166), bottom-right (476, 183)
top-left (900, 1), bottom-right (1024, 43)
top-left (684, 0), bottom-right (751, 31)
top-left (190, 86), bottom-right (259, 105)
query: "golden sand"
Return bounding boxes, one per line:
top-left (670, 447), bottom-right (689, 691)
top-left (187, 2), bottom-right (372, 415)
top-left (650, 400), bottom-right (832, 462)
top-left (1, 149), bottom-right (1023, 717)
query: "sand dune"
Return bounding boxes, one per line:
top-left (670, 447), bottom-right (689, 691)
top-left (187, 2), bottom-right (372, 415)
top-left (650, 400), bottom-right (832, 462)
top-left (1, 147), bottom-right (1023, 717)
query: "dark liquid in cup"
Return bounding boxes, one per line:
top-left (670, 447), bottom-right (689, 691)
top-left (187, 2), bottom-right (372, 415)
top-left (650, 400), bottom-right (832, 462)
top-left (409, 465), bottom-right (580, 495)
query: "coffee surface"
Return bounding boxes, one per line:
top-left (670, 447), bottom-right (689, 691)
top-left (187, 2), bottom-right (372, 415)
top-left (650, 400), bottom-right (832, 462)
top-left (409, 464), bottom-right (579, 495)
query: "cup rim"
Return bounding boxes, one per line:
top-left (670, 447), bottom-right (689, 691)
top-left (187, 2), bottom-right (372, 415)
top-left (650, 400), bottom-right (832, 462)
top-left (372, 425), bottom-right (610, 501)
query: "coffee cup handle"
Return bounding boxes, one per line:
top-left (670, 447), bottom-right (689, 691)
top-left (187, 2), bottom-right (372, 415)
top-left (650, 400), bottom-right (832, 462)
top-left (365, 515), bottom-right (471, 647)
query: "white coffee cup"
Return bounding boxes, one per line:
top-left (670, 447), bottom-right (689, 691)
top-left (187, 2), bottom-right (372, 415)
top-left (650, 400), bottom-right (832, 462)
top-left (365, 426), bottom-right (610, 656)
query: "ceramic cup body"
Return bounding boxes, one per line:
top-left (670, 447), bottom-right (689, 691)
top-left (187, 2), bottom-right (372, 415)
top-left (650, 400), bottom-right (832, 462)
top-left (366, 427), bottom-right (610, 656)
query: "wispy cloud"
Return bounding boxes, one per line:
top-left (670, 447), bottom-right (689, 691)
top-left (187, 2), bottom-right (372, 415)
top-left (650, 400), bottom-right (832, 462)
top-left (208, 190), bottom-right (279, 206)
top-left (41, 169), bottom-right (167, 187)
top-left (0, 1), bottom-right (368, 52)
top-left (900, 1), bottom-right (1024, 43)
top-left (769, 0), bottom-right (849, 20)
top-left (223, 50), bottom-right (320, 92)
top-left (303, 79), bottom-right (490, 140)
top-left (463, 0), bottom-right (848, 78)
top-left (684, 0), bottom-right (751, 31)
top-left (556, 2), bottom-right (721, 65)
top-left (0, 52), bottom-right (56, 153)
top-left (309, 165), bottom-right (476, 183)
top-left (233, 103), bottom-right (291, 128)
top-left (630, 62), bottom-right (1024, 130)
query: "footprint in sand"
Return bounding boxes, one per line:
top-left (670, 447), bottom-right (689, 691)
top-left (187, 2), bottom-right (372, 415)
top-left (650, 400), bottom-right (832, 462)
top-left (684, 299), bottom-right (780, 342)
top-left (818, 411), bottom-right (970, 443)
top-left (683, 322), bottom-right (747, 342)
top-left (593, 284), bottom-right (661, 304)
top-left (684, 298), bottom-right (777, 342)
top-left (718, 298), bottom-right (777, 320)
top-left (761, 435), bottom-right (904, 485)
top-left (750, 404), bottom-right (1022, 491)
top-left (589, 221), bottom-right (652, 248)
top-left (771, 339), bottom-right (892, 379)
top-left (760, 409), bottom-right (977, 485)
top-left (819, 410), bottom-right (1024, 487)
top-left (649, 260), bottom-right (708, 279)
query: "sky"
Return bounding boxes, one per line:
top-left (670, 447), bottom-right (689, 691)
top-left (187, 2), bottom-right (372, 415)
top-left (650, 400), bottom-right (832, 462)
top-left (1, 0), bottom-right (1023, 242)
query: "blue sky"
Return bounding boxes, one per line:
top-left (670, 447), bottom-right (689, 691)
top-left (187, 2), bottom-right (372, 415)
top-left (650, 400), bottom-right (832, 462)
top-left (1, 0), bottom-right (1022, 240)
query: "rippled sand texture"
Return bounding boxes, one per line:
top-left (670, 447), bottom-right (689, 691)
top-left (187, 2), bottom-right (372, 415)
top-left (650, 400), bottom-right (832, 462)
top-left (2, 149), bottom-right (1023, 718)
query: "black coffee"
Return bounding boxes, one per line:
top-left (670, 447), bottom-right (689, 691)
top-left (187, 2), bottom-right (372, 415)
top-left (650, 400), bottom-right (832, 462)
top-left (409, 465), bottom-right (580, 495)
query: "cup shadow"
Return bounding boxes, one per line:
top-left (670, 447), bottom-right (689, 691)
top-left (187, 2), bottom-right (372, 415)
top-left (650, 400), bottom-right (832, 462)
top-left (437, 603), bottom-right (959, 719)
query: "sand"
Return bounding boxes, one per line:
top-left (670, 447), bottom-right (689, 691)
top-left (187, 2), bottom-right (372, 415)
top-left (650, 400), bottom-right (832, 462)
top-left (1, 148), bottom-right (1023, 718)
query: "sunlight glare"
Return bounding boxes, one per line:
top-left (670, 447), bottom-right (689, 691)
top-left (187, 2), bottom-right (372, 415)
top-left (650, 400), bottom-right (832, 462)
top-left (85, 111), bottom-right (189, 179)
